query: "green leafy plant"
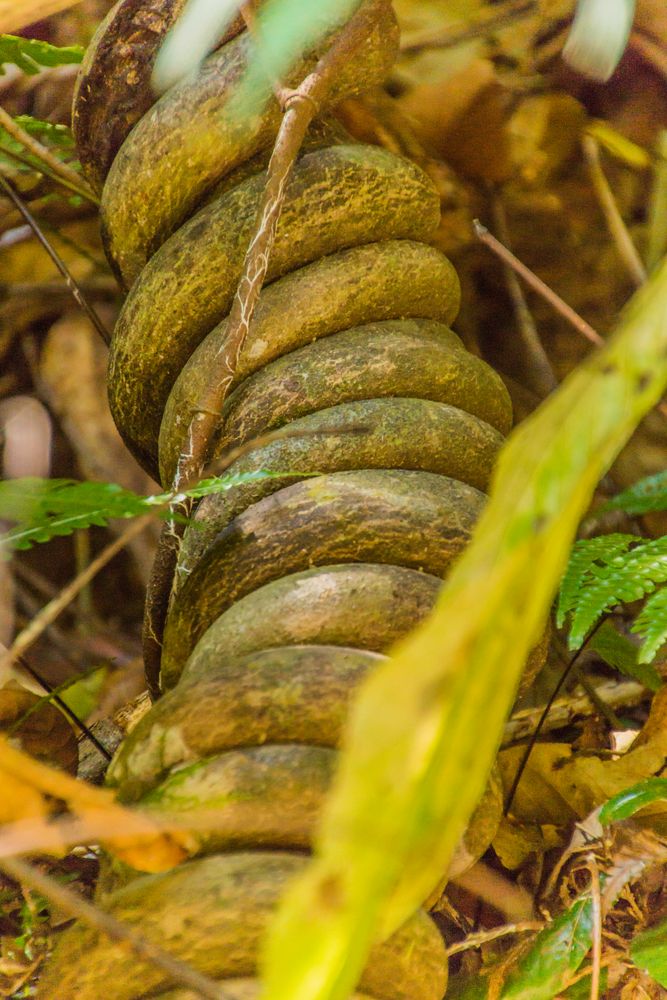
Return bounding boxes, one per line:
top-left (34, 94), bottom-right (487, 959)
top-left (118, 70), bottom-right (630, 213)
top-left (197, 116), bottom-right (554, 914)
top-left (601, 468), bottom-right (667, 515)
top-left (0, 35), bottom-right (83, 75)
top-left (8, 115), bottom-right (74, 149)
top-left (0, 470), bottom-right (291, 555)
top-left (557, 470), bottom-right (667, 665)
top-left (452, 775), bottom-right (667, 998)
top-left (0, 115), bottom-right (76, 176)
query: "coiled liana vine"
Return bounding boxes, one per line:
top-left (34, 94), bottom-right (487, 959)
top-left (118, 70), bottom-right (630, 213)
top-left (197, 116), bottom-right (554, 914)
top-left (38, 2), bottom-right (534, 997)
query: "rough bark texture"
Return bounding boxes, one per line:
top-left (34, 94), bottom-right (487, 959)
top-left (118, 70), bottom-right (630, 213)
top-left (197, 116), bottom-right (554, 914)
top-left (109, 148), bottom-right (444, 472)
top-left (161, 470), bottom-right (485, 688)
top-left (38, 853), bottom-right (447, 1000)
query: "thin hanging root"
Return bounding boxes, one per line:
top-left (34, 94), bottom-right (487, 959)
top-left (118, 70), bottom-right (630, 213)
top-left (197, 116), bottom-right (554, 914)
top-left (37, 2), bottom-right (546, 997)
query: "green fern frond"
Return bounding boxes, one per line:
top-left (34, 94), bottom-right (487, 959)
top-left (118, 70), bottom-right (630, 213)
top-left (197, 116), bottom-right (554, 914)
top-left (0, 478), bottom-right (153, 552)
top-left (556, 533), bottom-right (635, 627)
top-left (603, 469), bottom-right (667, 515)
top-left (0, 35), bottom-right (83, 75)
top-left (0, 470), bottom-right (291, 555)
top-left (589, 619), bottom-right (662, 690)
top-left (568, 535), bottom-right (667, 648)
top-left (632, 586), bottom-right (667, 663)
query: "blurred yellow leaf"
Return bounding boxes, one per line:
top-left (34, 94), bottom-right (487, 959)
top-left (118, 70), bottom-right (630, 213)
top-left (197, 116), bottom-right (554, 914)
top-left (261, 250), bottom-right (667, 1000)
top-left (0, 737), bottom-right (188, 870)
top-left (586, 119), bottom-right (651, 169)
top-left (0, 767), bottom-right (46, 825)
top-left (0, 1), bottom-right (83, 33)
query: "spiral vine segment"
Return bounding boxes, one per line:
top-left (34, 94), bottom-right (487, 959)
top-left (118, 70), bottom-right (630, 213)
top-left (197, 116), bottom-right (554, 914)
top-left (39, 2), bottom-right (519, 997)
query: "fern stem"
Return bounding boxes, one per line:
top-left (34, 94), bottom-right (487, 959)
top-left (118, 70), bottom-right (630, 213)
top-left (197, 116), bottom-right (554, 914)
top-left (0, 515), bottom-right (152, 675)
top-left (0, 172), bottom-right (110, 343)
top-left (0, 104), bottom-right (98, 205)
top-left (503, 615), bottom-right (609, 814)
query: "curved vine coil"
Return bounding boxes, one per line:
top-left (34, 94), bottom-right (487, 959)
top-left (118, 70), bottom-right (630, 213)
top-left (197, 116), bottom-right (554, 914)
top-left (38, 2), bottom-right (521, 997)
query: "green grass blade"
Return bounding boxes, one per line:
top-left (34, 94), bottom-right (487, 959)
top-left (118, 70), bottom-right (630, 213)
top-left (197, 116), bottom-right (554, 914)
top-left (630, 918), bottom-right (667, 986)
top-left (260, 259), bottom-right (667, 1000)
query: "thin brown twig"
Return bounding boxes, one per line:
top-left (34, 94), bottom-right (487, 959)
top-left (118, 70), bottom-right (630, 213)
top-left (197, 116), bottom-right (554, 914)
top-left (144, 3), bottom-right (381, 686)
top-left (571, 664), bottom-right (626, 731)
top-left (475, 217), bottom-right (667, 420)
top-left (15, 653), bottom-right (113, 761)
top-left (172, 5), bottom-right (375, 492)
top-left (1, 278), bottom-right (118, 299)
top-left (503, 616), bottom-right (609, 815)
top-left (451, 861), bottom-right (535, 921)
top-left (473, 219), bottom-right (604, 347)
top-left (647, 130), bottom-right (667, 272)
top-left (502, 677), bottom-right (647, 745)
top-left (0, 515), bottom-right (152, 675)
top-left (200, 421), bottom-right (368, 481)
top-left (582, 134), bottom-right (647, 289)
top-left (0, 856), bottom-right (227, 1000)
top-left (587, 855), bottom-right (603, 1000)
top-left (0, 173), bottom-right (110, 343)
top-left (0, 105), bottom-right (98, 205)
top-left (0, 141), bottom-right (95, 205)
top-left (445, 920), bottom-right (544, 956)
top-left (490, 193), bottom-right (559, 397)
top-left (563, 953), bottom-right (618, 991)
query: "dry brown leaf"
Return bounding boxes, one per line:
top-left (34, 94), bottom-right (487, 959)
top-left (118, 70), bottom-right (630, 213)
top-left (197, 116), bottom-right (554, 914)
top-left (636, 0), bottom-right (667, 47)
top-left (493, 815), bottom-right (561, 870)
top-left (0, 0), bottom-right (83, 33)
top-left (0, 685), bottom-right (78, 774)
top-left (499, 742), bottom-right (667, 825)
top-left (399, 58), bottom-right (513, 182)
top-left (628, 685), bottom-right (667, 751)
top-left (500, 689), bottom-right (667, 828)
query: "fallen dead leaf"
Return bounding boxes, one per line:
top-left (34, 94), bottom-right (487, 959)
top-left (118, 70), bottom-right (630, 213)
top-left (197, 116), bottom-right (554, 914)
top-left (0, 684), bottom-right (78, 774)
top-left (0, 0), bottom-right (84, 33)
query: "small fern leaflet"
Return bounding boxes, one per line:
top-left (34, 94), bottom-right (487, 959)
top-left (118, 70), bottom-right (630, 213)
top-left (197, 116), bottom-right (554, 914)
top-left (0, 470), bottom-right (293, 555)
top-left (602, 469), bottom-right (667, 515)
top-left (567, 535), bottom-right (667, 648)
top-left (632, 586), bottom-right (667, 663)
top-left (556, 533), bottom-right (635, 627)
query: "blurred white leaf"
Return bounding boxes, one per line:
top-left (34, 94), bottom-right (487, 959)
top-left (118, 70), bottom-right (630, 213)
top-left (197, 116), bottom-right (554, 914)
top-left (563, 0), bottom-right (635, 81)
top-left (152, 0), bottom-right (244, 93)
